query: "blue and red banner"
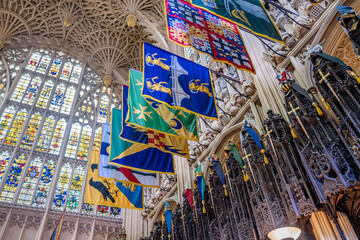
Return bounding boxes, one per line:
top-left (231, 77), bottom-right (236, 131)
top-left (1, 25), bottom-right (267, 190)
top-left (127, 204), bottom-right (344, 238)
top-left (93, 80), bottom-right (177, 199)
top-left (165, 0), bottom-right (255, 74)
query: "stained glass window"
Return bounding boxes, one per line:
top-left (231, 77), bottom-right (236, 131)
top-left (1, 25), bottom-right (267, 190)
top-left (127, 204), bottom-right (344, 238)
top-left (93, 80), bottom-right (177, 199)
top-left (36, 55), bottom-right (51, 74)
top-left (97, 205), bottom-right (109, 216)
top-left (98, 95), bottom-right (109, 123)
top-left (52, 163), bottom-right (72, 210)
top-left (66, 165), bottom-right (84, 212)
top-left (70, 65), bottom-right (82, 83)
top-left (49, 118), bottom-right (67, 155)
top-left (4, 109), bottom-right (27, 146)
top-left (0, 151), bottom-right (11, 183)
top-left (60, 62), bottom-right (73, 81)
top-left (20, 112), bottom-right (42, 149)
top-left (36, 79), bottom-right (53, 108)
top-left (110, 207), bottom-right (121, 218)
top-left (66, 123), bottom-right (81, 158)
top-left (92, 126), bottom-right (102, 151)
top-left (50, 83), bottom-right (66, 112)
top-left (36, 116), bottom-right (55, 152)
top-left (0, 106), bottom-right (16, 142)
top-left (26, 52), bottom-right (41, 71)
top-left (60, 86), bottom-right (76, 115)
top-left (82, 203), bottom-right (94, 214)
top-left (49, 58), bottom-right (62, 77)
top-left (0, 154), bottom-right (27, 203)
top-left (18, 157), bottom-right (43, 205)
top-left (22, 76), bottom-right (42, 105)
top-left (77, 125), bottom-right (92, 160)
top-left (33, 159), bottom-right (55, 207)
top-left (11, 74), bottom-right (31, 102)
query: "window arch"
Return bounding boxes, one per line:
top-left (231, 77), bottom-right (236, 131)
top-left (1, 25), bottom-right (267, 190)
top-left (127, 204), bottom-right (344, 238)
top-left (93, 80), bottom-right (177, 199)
top-left (0, 47), bottom-right (121, 218)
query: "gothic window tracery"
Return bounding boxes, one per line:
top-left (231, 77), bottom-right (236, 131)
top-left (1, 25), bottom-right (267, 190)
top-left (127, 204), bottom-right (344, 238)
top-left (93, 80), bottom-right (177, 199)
top-left (0, 47), bottom-right (120, 218)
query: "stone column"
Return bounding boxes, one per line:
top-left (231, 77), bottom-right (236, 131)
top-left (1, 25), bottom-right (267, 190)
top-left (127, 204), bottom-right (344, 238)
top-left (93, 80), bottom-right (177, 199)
top-left (310, 211), bottom-right (342, 240)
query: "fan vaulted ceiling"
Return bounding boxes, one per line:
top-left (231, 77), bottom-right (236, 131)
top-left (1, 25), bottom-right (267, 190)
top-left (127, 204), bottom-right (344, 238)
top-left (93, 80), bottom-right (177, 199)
top-left (0, 0), bottom-right (168, 83)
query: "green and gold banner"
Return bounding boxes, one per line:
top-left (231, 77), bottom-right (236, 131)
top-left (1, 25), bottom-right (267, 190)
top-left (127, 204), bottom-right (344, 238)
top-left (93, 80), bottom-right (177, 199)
top-left (191, 0), bottom-right (284, 44)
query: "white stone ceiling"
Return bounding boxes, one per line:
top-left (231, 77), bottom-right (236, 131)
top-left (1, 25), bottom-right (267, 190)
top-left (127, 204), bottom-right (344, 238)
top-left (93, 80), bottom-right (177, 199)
top-left (0, 0), bottom-right (168, 82)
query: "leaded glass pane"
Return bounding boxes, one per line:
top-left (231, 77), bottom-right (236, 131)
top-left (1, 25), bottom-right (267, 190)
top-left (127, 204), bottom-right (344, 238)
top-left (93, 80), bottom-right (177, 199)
top-left (97, 205), bottom-right (109, 216)
top-left (36, 55), bottom-right (51, 74)
top-left (4, 109), bottom-right (27, 146)
top-left (66, 165), bottom-right (84, 212)
top-left (60, 86), bottom-right (76, 115)
top-left (0, 106), bottom-right (16, 142)
top-left (33, 159), bottom-right (55, 207)
top-left (52, 163), bottom-right (72, 210)
top-left (23, 76), bottom-right (42, 105)
top-left (36, 79), bottom-right (53, 108)
top-left (49, 118), bottom-right (67, 155)
top-left (11, 74), bottom-right (31, 102)
top-left (26, 52), bottom-right (42, 71)
top-left (110, 207), bottom-right (121, 218)
top-left (18, 157), bottom-right (43, 205)
top-left (66, 123), bottom-right (81, 158)
top-left (82, 203), bottom-right (94, 214)
top-left (20, 112), bottom-right (42, 149)
top-left (77, 125), bottom-right (92, 161)
top-left (36, 115), bottom-right (56, 152)
top-left (98, 95), bottom-right (109, 123)
top-left (70, 65), bottom-right (82, 83)
top-left (0, 151), bottom-right (11, 183)
top-left (48, 58), bottom-right (62, 77)
top-left (92, 126), bottom-right (102, 151)
top-left (50, 83), bottom-right (66, 112)
top-left (60, 62), bottom-right (73, 81)
top-left (0, 154), bottom-right (27, 203)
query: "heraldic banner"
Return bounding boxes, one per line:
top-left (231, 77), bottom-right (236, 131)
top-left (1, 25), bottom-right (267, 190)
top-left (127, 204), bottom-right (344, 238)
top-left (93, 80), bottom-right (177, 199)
top-left (165, 0), bottom-right (255, 73)
top-left (85, 150), bottom-right (143, 209)
top-left (126, 69), bottom-right (199, 141)
top-left (191, 0), bottom-right (283, 44)
top-left (110, 108), bottom-right (175, 174)
top-left (98, 123), bottom-right (161, 188)
top-left (142, 42), bottom-right (218, 120)
top-left (121, 85), bottom-right (190, 158)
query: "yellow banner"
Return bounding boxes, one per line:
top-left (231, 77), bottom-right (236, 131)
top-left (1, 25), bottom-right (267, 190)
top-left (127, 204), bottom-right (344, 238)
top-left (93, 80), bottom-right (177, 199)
top-left (84, 150), bottom-right (143, 209)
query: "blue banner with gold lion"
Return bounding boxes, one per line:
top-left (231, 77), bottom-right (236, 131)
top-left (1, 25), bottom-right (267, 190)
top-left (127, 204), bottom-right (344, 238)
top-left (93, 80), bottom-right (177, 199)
top-left (142, 42), bottom-right (218, 120)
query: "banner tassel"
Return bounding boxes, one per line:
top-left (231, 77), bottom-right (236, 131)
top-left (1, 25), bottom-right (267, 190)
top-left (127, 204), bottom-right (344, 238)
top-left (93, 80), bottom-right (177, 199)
top-left (261, 149), bottom-right (269, 164)
top-left (290, 125), bottom-right (297, 138)
top-left (243, 170), bottom-right (249, 182)
top-left (312, 102), bottom-right (323, 116)
top-left (202, 200), bottom-right (206, 213)
top-left (322, 98), bottom-right (331, 110)
top-left (223, 185), bottom-right (228, 197)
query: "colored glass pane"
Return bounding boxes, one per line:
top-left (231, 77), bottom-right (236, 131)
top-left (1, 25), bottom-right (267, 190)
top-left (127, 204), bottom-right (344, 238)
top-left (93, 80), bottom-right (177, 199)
top-left (82, 203), bottom-right (94, 214)
top-left (70, 65), bottom-right (82, 83)
top-left (18, 157), bottom-right (43, 205)
top-left (0, 154), bottom-right (27, 203)
top-left (33, 159), bottom-right (55, 207)
top-left (0, 106), bottom-right (16, 142)
top-left (23, 76), bottom-right (42, 105)
top-left (97, 205), bottom-right (109, 216)
top-left (52, 163), bottom-right (72, 210)
top-left (77, 125), bottom-right (92, 160)
top-left (26, 52), bottom-right (41, 71)
top-left (66, 165), bottom-right (84, 212)
top-left (36, 115), bottom-right (56, 152)
top-left (92, 126), bottom-right (102, 151)
top-left (4, 109), bottom-right (27, 146)
top-left (60, 62), bottom-right (73, 81)
top-left (36, 55), bottom-right (51, 74)
top-left (48, 58), bottom-right (62, 77)
top-left (65, 123), bottom-right (81, 158)
top-left (97, 95), bottom-right (109, 123)
top-left (0, 151), bottom-right (11, 183)
top-left (50, 83), bottom-right (66, 112)
top-left (110, 207), bottom-right (121, 218)
top-left (11, 74), bottom-right (31, 102)
top-left (49, 118), bottom-right (67, 155)
top-left (20, 112), bottom-right (42, 149)
top-left (36, 80), bottom-right (53, 108)
top-left (60, 86), bottom-right (76, 115)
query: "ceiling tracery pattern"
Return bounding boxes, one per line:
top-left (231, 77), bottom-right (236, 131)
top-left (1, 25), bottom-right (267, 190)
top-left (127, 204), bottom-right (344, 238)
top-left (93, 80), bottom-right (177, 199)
top-left (0, 0), bottom-right (164, 78)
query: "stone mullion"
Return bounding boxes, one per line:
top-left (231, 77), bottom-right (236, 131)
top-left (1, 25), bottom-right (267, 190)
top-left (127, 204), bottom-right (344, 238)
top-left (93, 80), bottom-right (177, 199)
top-left (0, 52), bottom-right (10, 106)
